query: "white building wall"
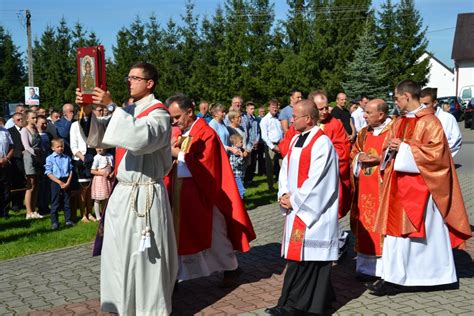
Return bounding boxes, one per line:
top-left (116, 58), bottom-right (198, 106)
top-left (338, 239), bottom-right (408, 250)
top-left (421, 53), bottom-right (455, 97)
top-left (456, 60), bottom-right (474, 96)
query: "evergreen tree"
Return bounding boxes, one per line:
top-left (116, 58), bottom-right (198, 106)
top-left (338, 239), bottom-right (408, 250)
top-left (392, 0), bottom-right (429, 86)
top-left (246, 0), bottom-right (276, 103)
top-left (107, 18), bottom-right (146, 103)
top-left (216, 0), bottom-right (252, 104)
top-left (342, 17), bottom-right (387, 100)
top-left (0, 26), bottom-right (26, 105)
top-left (314, 0), bottom-right (372, 98)
top-left (193, 6), bottom-right (226, 102)
top-left (178, 0), bottom-right (201, 99)
top-left (376, 0), bottom-right (398, 90)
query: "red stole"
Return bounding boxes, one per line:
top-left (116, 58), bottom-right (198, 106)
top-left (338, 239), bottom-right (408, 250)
top-left (285, 129), bottom-right (324, 261)
top-left (387, 117), bottom-right (429, 238)
top-left (354, 132), bottom-right (385, 256)
top-left (320, 116), bottom-right (352, 218)
top-left (114, 102), bottom-right (169, 175)
top-left (173, 119), bottom-right (256, 255)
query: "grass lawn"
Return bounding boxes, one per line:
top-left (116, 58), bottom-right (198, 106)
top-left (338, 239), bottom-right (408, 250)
top-left (0, 175), bottom-right (277, 261)
top-left (0, 212), bottom-right (99, 261)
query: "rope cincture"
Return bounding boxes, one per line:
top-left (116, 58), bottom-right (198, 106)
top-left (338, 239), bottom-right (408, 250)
top-left (120, 180), bottom-right (157, 253)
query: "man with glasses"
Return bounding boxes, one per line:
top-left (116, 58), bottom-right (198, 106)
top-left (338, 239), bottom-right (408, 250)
top-left (311, 91), bottom-right (351, 220)
top-left (76, 62), bottom-right (178, 316)
top-left (7, 113), bottom-right (26, 211)
top-left (266, 99), bottom-right (339, 315)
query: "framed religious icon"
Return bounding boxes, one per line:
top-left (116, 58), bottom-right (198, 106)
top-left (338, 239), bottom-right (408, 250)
top-left (77, 45), bottom-right (107, 104)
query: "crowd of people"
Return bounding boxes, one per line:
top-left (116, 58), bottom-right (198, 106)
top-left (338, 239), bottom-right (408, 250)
top-left (0, 102), bottom-right (115, 227)
top-left (0, 60), bottom-right (471, 316)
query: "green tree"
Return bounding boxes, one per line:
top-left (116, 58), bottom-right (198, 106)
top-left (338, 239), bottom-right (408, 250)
top-left (392, 0), bottom-right (429, 86)
top-left (342, 18), bottom-right (387, 99)
top-left (245, 0), bottom-right (276, 103)
top-left (107, 17), bottom-right (147, 103)
top-left (376, 0), bottom-right (398, 91)
top-left (0, 26), bottom-right (26, 105)
top-left (314, 0), bottom-right (372, 98)
top-left (192, 6), bottom-right (226, 102)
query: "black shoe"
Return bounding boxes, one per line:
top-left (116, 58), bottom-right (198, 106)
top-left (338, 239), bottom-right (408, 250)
top-left (264, 305), bottom-right (296, 315)
top-left (51, 223), bottom-right (59, 230)
top-left (221, 267), bottom-right (243, 287)
top-left (367, 280), bottom-right (400, 296)
top-left (65, 221), bottom-right (75, 227)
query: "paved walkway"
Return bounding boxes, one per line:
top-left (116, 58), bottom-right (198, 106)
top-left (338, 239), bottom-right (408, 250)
top-left (1, 124), bottom-right (473, 316)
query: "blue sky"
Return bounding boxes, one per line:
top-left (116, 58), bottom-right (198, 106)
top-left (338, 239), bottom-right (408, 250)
top-left (1, 0), bottom-right (473, 67)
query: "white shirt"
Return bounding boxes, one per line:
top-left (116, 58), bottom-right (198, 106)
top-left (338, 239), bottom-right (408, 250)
top-left (435, 106), bottom-right (462, 157)
top-left (351, 107), bottom-right (367, 133)
top-left (4, 118), bottom-right (15, 130)
top-left (91, 153), bottom-right (114, 170)
top-left (0, 126), bottom-right (13, 157)
top-left (260, 113), bottom-right (283, 149)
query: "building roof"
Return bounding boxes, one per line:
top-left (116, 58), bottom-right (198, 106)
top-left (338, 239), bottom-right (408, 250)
top-left (422, 52), bottom-right (454, 74)
top-left (452, 13), bottom-right (474, 62)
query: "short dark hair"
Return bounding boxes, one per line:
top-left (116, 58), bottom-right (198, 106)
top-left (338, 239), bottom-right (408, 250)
top-left (396, 80), bottom-right (421, 100)
top-left (420, 87), bottom-right (437, 101)
top-left (268, 99), bottom-right (280, 107)
top-left (165, 93), bottom-right (194, 112)
top-left (130, 62), bottom-right (159, 91)
top-left (290, 89), bottom-right (301, 97)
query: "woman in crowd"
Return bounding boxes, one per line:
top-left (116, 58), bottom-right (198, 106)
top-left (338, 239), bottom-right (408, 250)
top-left (70, 104), bottom-right (96, 223)
top-left (209, 104), bottom-right (238, 155)
top-left (20, 110), bottom-right (43, 219)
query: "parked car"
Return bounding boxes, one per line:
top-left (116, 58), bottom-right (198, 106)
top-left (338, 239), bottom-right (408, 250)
top-left (464, 98), bottom-right (474, 129)
top-left (437, 96), bottom-right (463, 121)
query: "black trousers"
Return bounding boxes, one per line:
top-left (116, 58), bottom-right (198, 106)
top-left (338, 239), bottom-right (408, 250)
top-left (50, 178), bottom-right (72, 225)
top-left (0, 165), bottom-right (11, 217)
top-left (278, 260), bottom-right (335, 315)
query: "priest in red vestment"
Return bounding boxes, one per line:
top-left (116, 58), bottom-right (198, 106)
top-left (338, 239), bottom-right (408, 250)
top-left (369, 80), bottom-right (471, 296)
top-left (350, 99), bottom-right (394, 280)
top-left (166, 93), bottom-right (256, 283)
top-left (279, 92), bottom-right (351, 219)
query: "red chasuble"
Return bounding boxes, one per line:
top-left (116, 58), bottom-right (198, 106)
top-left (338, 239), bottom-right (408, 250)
top-left (352, 131), bottom-right (386, 256)
top-left (376, 108), bottom-right (471, 248)
top-left (285, 129), bottom-right (324, 261)
top-left (320, 116), bottom-right (352, 218)
top-left (171, 118), bottom-right (256, 255)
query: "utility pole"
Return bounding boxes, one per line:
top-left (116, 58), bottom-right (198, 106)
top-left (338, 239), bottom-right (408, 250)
top-left (26, 10), bottom-right (34, 86)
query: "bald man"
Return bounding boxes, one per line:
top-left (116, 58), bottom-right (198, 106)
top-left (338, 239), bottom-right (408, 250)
top-left (268, 99), bottom-right (339, 315)
top-left (350, 99), bottom-right (394, 280)
top-left (332, 92), bottom-right (356, 142)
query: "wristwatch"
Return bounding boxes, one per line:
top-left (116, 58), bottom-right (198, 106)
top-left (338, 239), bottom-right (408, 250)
top-left (107, 104), bottom-right (116, 113)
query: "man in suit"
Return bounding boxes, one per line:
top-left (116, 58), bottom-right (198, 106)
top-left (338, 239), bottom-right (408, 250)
top-left (7, 113), bottom-right (26, 211)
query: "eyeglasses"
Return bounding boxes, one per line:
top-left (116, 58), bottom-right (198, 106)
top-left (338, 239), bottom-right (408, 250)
top-left (292, 114), bottom-right (308, 121)
top-left (124, 76), bottom-right (150, 83)
top-left (317, 106), bottom-right (329, 111)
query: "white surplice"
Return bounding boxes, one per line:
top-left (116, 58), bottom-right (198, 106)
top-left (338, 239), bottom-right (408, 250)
top-left (278, 126), bottom-right (340, 261)
top-left (435, 106), bottom-right (462, 157)
top-left (88, 94), bottom-right (178, 316)
top-left (175, 119), bottom-right (238, 281)
top-left (380, 106), bottom-right (457, 286)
